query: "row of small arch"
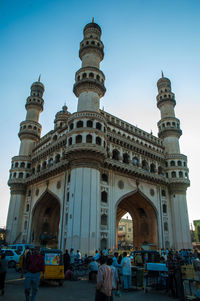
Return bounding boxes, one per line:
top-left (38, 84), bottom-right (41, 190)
top-left (81, 39), bottom-right (102, 48)
top-left (109, 130), bottom-right (162, 152)
top-left (77, 72), bottom-right (104, 84)
top-left (112, 150), bottom-right (164, 174)
top-left (159, 122), bottom-right (180, 129)
top-left (166, 171), bottom-right (188, 179)
top-left (20, 124), bottom-right (40, 132)
top-left (68, 120), bottom-right (106, 132)
top-left (32, 154), bottom-right (61, 174)
top-left (12, 162), bottom-right (31, 169)
top-left (27, 97), bottom-right (42, 105)
top-left (102, 111), bottom-right (162, 145)
top-left (166, 160), bottom-right (187, 167)
top-left (68, 134), bottom-right (105, 147)
top-left (158, 94), bottom-right (174, 100)
top-left (11, 172), bottom-right (30, 179)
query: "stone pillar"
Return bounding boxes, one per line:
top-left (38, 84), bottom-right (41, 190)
top-left (66, 167), bottom-right (100, 255)
top-left (170, 189), bottom-right (191, 249)
top-left (6, 186), bottom-right (26, 244)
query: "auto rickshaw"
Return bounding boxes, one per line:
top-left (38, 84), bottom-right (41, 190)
top-left (40, 248), bottom-right (64, 286)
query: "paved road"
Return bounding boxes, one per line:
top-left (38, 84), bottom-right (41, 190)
top-left (3, 269), bottom-right (173, 301)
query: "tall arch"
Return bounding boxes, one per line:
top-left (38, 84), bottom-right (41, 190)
top-left (116, 190), bottom-right (158, 248)
top-left (31, 190), bottom-right (61, 248)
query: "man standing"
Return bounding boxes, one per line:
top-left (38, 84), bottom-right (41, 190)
top-left (24, 247), bottom-right (45, 301)
top-left (121, 252), bottom-right (132, 291)
top-left (0, 253), bottom-right (7, 296)
top-left (63, 249), bottom-right (70, 273)
top-left (96, 257), bottom-right (112, 301)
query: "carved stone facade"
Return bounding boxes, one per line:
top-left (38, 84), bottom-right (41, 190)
top-left (6, 21), bottom-right (191, 254)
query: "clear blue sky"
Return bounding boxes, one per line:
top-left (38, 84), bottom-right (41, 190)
top-left (1, 0), bottom-right (200, 227)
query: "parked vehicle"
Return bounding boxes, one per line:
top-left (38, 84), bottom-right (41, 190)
top-left (8, 244), bottom-right (34, 254)
top-left (1, 248), bottom-right (21, 268)
top-left (40, 248), bottom-right (65, 286)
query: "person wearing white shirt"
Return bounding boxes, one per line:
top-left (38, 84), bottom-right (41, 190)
top-left (121, 252), bottom-right (132, 290)
top-left (93, 250), bottom-right (100, 261)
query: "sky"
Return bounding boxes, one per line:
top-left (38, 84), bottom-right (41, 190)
top-left (0, 0), bottom-right (200, 227)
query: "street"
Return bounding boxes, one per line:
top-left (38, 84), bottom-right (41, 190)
top-left (2, 269), bottom-right (174, 301)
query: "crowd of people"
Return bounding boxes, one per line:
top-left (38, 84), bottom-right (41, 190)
top-left (62, 247), bottom-right (200, 300)
top-left (1, 246), bottom-right (200, 300)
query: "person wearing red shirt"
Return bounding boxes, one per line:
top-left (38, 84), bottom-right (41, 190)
top-left (24, 247), bottom-right (45, 301)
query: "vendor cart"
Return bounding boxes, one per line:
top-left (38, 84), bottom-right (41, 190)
top-left (144, 262), bottom-right (168, 293)
top-left (181, 262), bottom-right (200, 300)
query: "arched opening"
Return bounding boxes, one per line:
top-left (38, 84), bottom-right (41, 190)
top-left (96, 122), bottom-right (102, 130)
top-left (77, 120), bottom-right (83, 128)
top-left (142, 160), bottom-right (149, 171)
top-left (150, 163), bottom-right (156, 173)
top-left (123, 153), bottom-right (129, 164)
top-left (49, 158), bottom-right (53, 167)
top-left (31, 191), bottom-right (60, 248)
top-left (100, 238), bottom-right (107, 249)
top-left (116, 190), bottom-right (158, 249)
top-left (87, 120), bottom-right (93, 127)
top-left (96, 136), bottom-right (101, 145)
top-left (55, 154), bottom-right (60, 163)
top-left (76, 135), bottom-right (82, 143)
top-left (86, 134), bottom-right (92, 143)
top-left (102, 173), bottom-right (108, 182)
top-left (132, 157), bottom-right (139, 167)
top-left (101, 191), bottom-right (108, 203)
top-left (112, 149), bottom-right (119, 160)
top-left (101, 214), bottom-right (108, 226)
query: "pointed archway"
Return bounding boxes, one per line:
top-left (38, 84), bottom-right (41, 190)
top-left (116, 190), bottom-right (158, 248)
top-left (31, 190), bottom-right (60, 248)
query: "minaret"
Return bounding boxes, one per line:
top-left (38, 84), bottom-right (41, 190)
top-left (19, 78), bottom-right (44, 155)
top-left (6, 79), bottom-right (44, 244)
top-left (156, 74), bottom-right (191, 249)
top-left (66, 21), bottom-right (107, 254)
top-left (73, 20), bottom-right (106, 112)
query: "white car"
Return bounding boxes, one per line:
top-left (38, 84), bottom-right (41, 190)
top-left (1, 249), bottom-right (21, 268)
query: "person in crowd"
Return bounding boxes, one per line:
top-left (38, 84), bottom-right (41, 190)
top-left (24, 247), bottom-right (45, 301)
top-left (95, 257), bottom-right (112, 301)
top-left (112, 252), bottom-right (121, 269)
top-left (65, 266), bottom-right (74, 280)
top-left (107, 258), bottom-right (120, 298)
top-left (70, 248), bottom-right (75, 264)
top-left (63, 249), bottom-right (70, 273)
top-left (166, 252), bottom-right (176, 297)
top-left (118, 254), bottom-right (122, 264)
top-left (93, 250), bottom-right (100, 261)
top-left (121, 252), bottom-right (132, 291)
top-left (75, 250), bottom-right (81, 262)
top-left (88, 258), bottom-right (98, 281)
top-left (174, 252), bottom-right (184, 301)
top-left (134, 252), bottom-right (143, 266)
top-left (0, 253), bottom-right (7, 296)
top-left (102, 248), bottom-right (109, 257)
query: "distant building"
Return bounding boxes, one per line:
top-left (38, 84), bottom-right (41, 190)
top-left (194, 220), bottom-right (200, 243)
top-left (118, 218), bottom-right (133, 248)
top-left (6, 21), bottom-right (191, 254)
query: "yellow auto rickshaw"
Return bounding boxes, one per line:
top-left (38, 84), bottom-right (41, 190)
top-left (40, 248), bottom-right (64, 286)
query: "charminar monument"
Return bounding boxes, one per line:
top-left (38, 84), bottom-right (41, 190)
top-left (6, 21), bottom-right (191, 254)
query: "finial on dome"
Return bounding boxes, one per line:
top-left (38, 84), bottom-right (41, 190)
top-left (38, 74), bottom-right (41, 82)
top-left (92, 17), bottom-right (94, 23)
top-left (161, 70), bottom-right (164, 78)
top-left (62, 102), bottom-right (68, 112)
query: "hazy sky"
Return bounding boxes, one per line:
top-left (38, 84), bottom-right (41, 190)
top-left (1, 0), bottom-right (200, 227)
